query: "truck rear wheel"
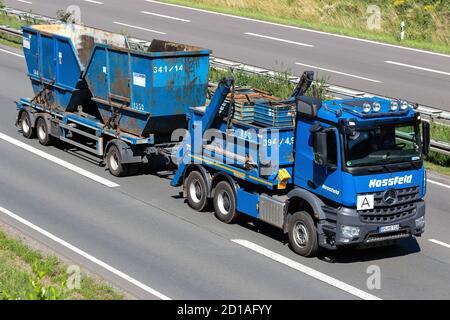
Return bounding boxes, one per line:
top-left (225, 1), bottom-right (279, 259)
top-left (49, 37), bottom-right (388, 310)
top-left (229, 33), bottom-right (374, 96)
top-left (106, 145), bottom-right (128, 177)
top-left (36, 118), bottom-right (52, 146)
top-left (213, 181), bottom-right (237, 224)
top-left (186, 171), bottom-right (208, 211)
top-left (288, 211), bottom-right (319, 257)
top-left (20, 112), bottom-right (35, 139)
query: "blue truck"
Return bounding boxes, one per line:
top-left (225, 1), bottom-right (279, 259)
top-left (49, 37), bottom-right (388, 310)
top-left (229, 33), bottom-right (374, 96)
top-left (16, 24), bottom-right (430, 256)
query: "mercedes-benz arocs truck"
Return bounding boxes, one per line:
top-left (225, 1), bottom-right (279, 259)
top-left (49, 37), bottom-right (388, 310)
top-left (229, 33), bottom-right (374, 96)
top-left (16, 24), bottom-right (430, 257)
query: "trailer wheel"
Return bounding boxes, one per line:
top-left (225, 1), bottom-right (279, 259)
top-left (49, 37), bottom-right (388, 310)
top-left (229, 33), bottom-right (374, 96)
top-left (36, 118), bottom-right (52, 146)
top-left (288, 211), bottom-right (319, 257)
top-left (106, 145), bottom-right (128, 177)
top-left (20, 112), bottom-right (35, 139)
top-left (186, 171), bottom-right (208, 211)
top-left (213, 181), bottom-right (237, 224)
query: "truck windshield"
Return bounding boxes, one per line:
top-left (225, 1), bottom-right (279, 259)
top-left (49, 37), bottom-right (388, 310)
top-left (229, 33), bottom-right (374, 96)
top-left (344, 122), bottom-right (421, 167)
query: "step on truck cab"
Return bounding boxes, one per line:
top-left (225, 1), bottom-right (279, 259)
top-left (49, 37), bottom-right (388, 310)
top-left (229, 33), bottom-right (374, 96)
top-left (172, 75), bottom-right (430, 257)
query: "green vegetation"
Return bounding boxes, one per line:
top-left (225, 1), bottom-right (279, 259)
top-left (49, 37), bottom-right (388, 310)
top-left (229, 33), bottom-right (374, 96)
top-left (431, 122), bottom-right (450, 143)
top-left (0, 10), bottom-right (25, 48)
top-left (425, 160), bottom-right (450, 176)
top-left (164, 0), bottom-right (450, 54)
top-left (210, 67), bottom-right (328, 100)
top-left (426, 122), bottom-right (450, 169)
top-left (0, 229), bottom-right (123, 300)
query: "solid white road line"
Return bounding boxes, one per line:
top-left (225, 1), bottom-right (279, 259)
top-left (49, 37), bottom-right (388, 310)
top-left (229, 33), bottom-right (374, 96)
top-left (245, 32), bottom-right (314, 48)
top-left (385, 61), bottom-right (450, 76)
top-left (144, 0), bottom-right (450, 59)
top-left (141, 11), bottom-right (191, 23)
top-left (113, 22), bottom-right (166, 35)
top-left (429, 239), bottom-right (450, 249)
top-left (427, 179), bottom-right (450, 190)
top-left (232, 239), bottom-right (381, 300)
top-left (0, 132), bottom-right (120, 188)
top-left (16, 0), bottom-right (32, 4)
top-left (84, 0), bottom-right (104, 4)
top-left (0, 206), bottom-right (171, 300)
top-left (295, 62), bottom-right (382, 83)
top-left (0, 48), bottom-right (24, 58)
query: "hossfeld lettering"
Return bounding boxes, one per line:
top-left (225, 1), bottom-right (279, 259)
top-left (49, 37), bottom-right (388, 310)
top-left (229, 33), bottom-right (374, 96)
top-left (369, 175), bottom-right (413, 188)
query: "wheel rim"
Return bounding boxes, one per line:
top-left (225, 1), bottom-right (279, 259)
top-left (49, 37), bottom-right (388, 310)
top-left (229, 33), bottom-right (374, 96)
top-left (22, 117), bottom-right (30, 134)
top-left (294, 222), bottom-right (309, 248)
top-left (109, 152), bottom-right (119, 171)
top-left (217, 190), bottom-right (231, 215)
top-left (38, 123), bottom-right (46, 141)
top-left (189, 179), bottom-right (203, 203)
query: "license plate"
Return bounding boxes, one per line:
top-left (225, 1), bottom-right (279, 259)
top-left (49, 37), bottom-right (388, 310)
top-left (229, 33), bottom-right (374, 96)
top-left (378, 224), bottom-right (400, 233)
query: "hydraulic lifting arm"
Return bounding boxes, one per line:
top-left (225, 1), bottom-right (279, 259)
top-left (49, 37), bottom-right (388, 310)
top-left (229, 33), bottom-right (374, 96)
top-left (291, 71), bottom-right (314, 99)
top-left (170, 77), bottom-right (235, 187)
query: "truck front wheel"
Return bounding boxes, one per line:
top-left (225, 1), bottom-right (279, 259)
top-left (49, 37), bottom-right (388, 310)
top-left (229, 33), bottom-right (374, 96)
top-left (186, 171), bottom-right (208, 211)
top-left (213, 181), bottom-right (237, 224)
top-left (288, 211), bottom-right (319, 257)
top-left (20, 112), bottom-right (35, 139)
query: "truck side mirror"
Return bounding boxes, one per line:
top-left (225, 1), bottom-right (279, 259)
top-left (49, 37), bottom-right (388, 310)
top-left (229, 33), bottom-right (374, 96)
top-left (313, 131), bottom-right (328, 166)
top-left (422, 121), bottom-right (430, 156)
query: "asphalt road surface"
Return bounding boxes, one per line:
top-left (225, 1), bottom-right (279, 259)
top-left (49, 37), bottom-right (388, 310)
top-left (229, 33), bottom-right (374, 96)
top-left (1, 1), bottom-right (450, 300)
top-left (4, 0), bottom-right (450, 110)
top-left (1, 43), bottom-right (450, 299)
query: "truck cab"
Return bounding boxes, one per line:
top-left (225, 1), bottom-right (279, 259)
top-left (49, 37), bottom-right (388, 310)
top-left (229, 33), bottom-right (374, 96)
top-left (292, 96), bottom-right (429, 255)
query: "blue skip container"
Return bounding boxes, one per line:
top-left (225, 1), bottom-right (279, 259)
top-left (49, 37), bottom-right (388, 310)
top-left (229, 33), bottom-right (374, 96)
top-left (22, 24), bottom-right (128, 113)
top-left (22, 24), bottom-right (211, 138)
top-left (85, 39), bottom-right (211, 137)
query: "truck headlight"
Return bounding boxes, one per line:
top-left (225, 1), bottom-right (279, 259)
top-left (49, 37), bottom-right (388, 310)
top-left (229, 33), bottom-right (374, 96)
top-left (341, 225), bottom-right (361, 239)
top-left (400, 100), bottom-right (409, 110)
top-left (362, 103), bottom-right (371, 113)
top-left (390, 101), bottom-right (399, 111)
top-left (415, 216), bottom-right (425, 229)
top-left (372, 102), bottom-right (381, 112)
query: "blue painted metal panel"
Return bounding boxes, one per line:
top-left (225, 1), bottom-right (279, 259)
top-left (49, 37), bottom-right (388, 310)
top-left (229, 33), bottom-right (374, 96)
top-left (236, 189), bottom-right (259, 218)
top-left (22, 25), bottom-right (90, 113)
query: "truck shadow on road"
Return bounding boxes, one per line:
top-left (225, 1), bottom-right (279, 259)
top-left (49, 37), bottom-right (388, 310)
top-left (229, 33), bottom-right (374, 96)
top-left (238, 216), bottom-right (421, 263)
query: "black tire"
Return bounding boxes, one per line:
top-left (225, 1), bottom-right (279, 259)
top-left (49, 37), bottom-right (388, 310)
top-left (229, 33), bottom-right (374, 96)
top-left (185, 171), bottom-right (208, 211)
top-left (36, 117), bottom-right (52, 146)
top-left (20, 112), bottom-right (35, 139)
top-left (106, 145), bottom-right (128, 177)
top-left (288, 211), bottom-right (319, 257)
top-left (213, 181), bottom-right (237, 224)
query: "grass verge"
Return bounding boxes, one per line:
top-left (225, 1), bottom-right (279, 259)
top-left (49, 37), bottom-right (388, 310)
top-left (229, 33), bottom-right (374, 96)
top-left (0, 227), bottom-right (123, 300)
top-left (0, 12), bottom-right (25, 48)
top-left (162, 0), bottom-right (450, 55)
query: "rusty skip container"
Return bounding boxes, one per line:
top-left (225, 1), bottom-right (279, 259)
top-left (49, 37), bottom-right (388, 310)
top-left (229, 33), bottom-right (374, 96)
top-left (22, 24), bottom-right (128, 112)
top-left (22, 24), bottom-right (211, 138)
top-left (84, 38), bottom-right (211, 137)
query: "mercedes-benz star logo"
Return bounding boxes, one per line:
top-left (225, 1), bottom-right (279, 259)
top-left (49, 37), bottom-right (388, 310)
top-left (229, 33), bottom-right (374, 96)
top-left (383, 189), bottom-right (397, 205)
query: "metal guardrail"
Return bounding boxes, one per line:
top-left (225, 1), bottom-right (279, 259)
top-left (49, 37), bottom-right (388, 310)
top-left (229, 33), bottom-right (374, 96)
top-left (1, 7), bottom-right (450, 156)
top-left (0, 25), bottom-right (21, 37)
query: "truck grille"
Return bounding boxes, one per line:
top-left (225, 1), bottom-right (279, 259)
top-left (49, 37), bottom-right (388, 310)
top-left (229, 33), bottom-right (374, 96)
top-left (365, 230), bottom-right (411, 243)
top-left (359, 186), bottom-right (419, 224)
